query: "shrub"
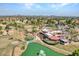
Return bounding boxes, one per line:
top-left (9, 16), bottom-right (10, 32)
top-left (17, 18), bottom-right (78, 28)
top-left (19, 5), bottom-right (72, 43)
top-left (72, 49), bottom-right (79, 56)
top-left (25, 35), bottom-right (34, 41)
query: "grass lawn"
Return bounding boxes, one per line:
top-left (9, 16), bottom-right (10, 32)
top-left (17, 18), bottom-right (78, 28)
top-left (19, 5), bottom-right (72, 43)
top-left (21, 43), bottom-right (64, 56)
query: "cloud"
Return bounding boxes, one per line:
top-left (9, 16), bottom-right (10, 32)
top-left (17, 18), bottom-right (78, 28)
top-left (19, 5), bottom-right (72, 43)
top-left (24, 3), bottom-right (42, 9)
top-left (35, 5), bottom-right (41, 8)
top-left (24, 3), bottom-right (34, 9)
top-left (51, 3), bottom-right (69, 7)
top-left (60, 3), bottom-right (69, 7)
top-left (51, 3), bottom-right (69, 10)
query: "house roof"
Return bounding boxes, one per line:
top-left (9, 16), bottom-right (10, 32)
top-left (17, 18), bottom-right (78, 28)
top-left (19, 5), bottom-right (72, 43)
top-left (42, 29), bottom-right (63, 41)
top-left (51, 30), bottom-right (62, 34)
top-left (48, 35), bottom-right (60, 41)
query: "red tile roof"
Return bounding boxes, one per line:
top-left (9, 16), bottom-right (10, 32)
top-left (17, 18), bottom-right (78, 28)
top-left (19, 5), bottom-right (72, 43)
top-left (48, 35), bottom-right (61, 41)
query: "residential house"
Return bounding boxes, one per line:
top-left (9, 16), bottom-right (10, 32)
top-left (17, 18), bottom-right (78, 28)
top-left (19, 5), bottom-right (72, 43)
top-left (41, 28), bottom-right (63, 41)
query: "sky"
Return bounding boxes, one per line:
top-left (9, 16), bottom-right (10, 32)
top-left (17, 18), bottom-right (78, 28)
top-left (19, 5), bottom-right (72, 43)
top-left (0, 3), bottom-right (79, 16)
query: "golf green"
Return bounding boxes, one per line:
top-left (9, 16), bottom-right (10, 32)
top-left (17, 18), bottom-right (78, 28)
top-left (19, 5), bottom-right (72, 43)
top-left (21, 43), bottom-right (64, 56)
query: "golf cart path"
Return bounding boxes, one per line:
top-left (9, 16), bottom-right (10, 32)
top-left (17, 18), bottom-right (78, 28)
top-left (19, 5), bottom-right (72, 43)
top-left (33, 35), bottom-right (72, 55)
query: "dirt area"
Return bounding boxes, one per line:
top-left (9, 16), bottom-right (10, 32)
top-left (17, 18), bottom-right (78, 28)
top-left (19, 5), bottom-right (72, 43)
top-left (0, 36), bottom-right (11, 48)
top-left (0, 43), bottom-right (13, 56)
top-left (0, 29), bottom-right (26, 56)
top-left (13, 46), bottom-right (22, 56)
top-left (8, 30), bottom-right (25, 41)
top-left (13, 44), bottom-right (27, 56)
top-left (55, 42), bottom-right (79, 52)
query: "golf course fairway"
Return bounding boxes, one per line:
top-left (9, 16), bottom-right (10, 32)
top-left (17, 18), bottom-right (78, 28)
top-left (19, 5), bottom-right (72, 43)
top-left (21, 43), bottom-right (64, 56)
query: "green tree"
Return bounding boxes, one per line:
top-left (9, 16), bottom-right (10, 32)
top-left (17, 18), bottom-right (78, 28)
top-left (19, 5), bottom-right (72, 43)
top-left (32, 26), bottom-right (37, 33)
top-left (0, 26), bottom-right (2, 30)
top-left (72, 49), bottom-right (79, 56)
top-left (5, 25), bottom-right (10, 30)
top-left (25, 35), bottom-right (34, 41)
top-left (65, 19), bottom-right (72, 24)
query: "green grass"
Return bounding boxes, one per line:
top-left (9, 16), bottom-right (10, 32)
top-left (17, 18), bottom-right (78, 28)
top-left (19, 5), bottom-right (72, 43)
top-left (21, 43), bottom-right (64, 56)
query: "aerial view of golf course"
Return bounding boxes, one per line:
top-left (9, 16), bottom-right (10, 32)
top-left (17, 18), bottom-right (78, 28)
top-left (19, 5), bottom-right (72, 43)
top-left (0, 3), bottom-right (79, 56)
top-left (21, 43), bottom-right (64, 56)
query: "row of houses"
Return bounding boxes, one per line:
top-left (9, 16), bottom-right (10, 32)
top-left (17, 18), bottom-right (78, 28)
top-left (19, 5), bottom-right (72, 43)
top-left (40, 27), bottom-right (69, 45)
